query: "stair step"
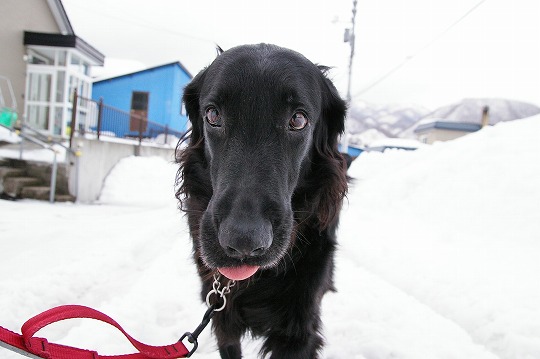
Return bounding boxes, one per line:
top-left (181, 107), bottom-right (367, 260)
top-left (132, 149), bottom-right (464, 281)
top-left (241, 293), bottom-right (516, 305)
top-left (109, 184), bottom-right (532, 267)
top-left (54, 194), bottom-right (76, 203)
top-left (0, 166), bottom-right (26, 179)
top-left (20, 186), bottom-right (50, 200)
top-left (20, 186), bottom-right (75, 202)
top-left (3, 176), bottom-right (41, 197)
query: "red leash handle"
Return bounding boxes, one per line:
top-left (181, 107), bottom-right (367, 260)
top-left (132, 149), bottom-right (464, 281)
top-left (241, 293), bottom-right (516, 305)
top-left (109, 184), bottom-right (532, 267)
top-left (1, 305), bottom-right (189, 359)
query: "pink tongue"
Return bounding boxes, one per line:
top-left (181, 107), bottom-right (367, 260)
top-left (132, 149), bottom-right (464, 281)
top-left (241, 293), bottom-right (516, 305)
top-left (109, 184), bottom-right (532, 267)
top-left (218, 265), bottom-right (260, 281)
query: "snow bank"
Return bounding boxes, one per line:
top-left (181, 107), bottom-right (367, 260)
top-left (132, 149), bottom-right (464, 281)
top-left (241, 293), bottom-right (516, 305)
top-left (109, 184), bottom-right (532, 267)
top-left (98, 156), bottom-right (178, 207)
top-left (341, 114), bottom-right (540, 358)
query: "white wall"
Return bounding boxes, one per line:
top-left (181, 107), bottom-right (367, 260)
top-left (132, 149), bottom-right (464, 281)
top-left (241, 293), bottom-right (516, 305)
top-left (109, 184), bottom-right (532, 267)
top-left (68, 138), bottom-right (176, 202)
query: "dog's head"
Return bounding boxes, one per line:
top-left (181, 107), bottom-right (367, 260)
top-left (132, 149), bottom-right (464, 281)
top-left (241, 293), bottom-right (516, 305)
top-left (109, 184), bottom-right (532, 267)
top-left (177, 44), bottom-right (347, 280)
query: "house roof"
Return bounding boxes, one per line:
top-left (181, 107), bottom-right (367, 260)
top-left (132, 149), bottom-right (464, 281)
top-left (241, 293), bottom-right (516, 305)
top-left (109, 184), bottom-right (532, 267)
top-left (412, 98), bottom-right (540, 134)
top-left (414, 121), bottom-right (481, 134)
top-left (22, 0), bottom-right (105, 65)
top-left (24, 31), bottom-right (105, 65)
top-left (47, 0), bottom-right (74, 35)
top-left (93, 61), bottom-right (193, 83)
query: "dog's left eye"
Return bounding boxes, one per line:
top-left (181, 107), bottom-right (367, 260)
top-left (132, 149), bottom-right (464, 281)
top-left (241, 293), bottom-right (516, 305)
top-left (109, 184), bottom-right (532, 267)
top-left (205, 107), bottom-right (222, 127)
top-left (289, 112), bottom-right (309, 131)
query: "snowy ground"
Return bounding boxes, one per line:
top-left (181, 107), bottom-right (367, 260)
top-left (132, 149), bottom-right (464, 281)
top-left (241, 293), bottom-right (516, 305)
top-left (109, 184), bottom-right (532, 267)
top-left (1, 115), bottom-right (539, 359)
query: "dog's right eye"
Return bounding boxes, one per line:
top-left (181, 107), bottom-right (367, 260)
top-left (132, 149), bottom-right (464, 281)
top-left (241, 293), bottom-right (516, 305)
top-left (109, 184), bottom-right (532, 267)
top-left (205, 107), bottom-right (222, 127)
top-left (289, 111), bottom-right (309, 131)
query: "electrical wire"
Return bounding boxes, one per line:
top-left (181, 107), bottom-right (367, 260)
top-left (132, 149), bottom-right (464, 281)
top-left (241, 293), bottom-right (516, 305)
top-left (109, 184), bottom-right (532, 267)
top-left (354, 0), bottom-right (489, 97)
top-left (64, 2), bottom-right (215, 45)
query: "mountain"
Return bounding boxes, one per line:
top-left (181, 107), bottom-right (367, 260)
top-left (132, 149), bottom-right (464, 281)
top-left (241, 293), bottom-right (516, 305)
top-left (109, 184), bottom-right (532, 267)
top-left (400, 98), bottom-right (540, 139)
top-left (346, 101), bottom-right (429, 146)
top-left (347, 98), bottom-right (540, 146)
top-left (421, 98), bottom-right (540, 125)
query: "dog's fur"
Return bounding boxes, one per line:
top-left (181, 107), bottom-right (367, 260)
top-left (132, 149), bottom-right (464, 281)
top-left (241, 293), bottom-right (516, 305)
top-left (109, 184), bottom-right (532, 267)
top-left (176, 44), bottom-right (348, 359)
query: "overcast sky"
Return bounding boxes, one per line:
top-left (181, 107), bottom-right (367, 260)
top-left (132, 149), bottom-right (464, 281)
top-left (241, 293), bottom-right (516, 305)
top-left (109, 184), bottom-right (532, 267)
top-left (62, 0), bottom-right (540, 109)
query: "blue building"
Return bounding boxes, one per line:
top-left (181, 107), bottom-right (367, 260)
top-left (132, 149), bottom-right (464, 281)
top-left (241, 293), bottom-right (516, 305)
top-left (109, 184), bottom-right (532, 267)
top-left (92, 62), bottom-right (192, 138)
top-left (339, 144), bottom-right (364, 157)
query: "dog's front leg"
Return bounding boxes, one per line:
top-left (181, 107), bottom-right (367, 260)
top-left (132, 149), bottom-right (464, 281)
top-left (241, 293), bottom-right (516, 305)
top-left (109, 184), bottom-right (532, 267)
top-left (262, 305), bottom-right (324, 359)
top-left (218, 342), bottom-right (242, 359)
top-left (264, 324), bottom-right (323, 359)
top-left (213, 313), bottom-right (243, 359)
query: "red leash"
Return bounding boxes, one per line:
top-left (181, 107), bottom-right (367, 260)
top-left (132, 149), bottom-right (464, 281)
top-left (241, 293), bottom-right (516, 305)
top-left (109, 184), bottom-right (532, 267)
top-left (0, 274), bottom-right (234, 358)
top-left (0, 305), bottom-right (191, 359)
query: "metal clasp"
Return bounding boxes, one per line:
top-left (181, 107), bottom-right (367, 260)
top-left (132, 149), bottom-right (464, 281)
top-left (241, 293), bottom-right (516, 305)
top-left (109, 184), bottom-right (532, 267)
top-left (179, 273), bottom-right (236, 357)
top-left (205, 273), bottom-right (236, 312)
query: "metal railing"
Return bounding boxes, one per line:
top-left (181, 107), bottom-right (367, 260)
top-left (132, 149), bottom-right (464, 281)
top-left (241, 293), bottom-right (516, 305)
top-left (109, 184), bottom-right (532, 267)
top-left (69, 90), bottom-right (184, 150)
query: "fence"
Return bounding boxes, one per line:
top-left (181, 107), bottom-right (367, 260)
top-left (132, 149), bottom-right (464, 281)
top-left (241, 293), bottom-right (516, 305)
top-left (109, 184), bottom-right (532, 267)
top-left (69, 90), bottom-right (184, 149)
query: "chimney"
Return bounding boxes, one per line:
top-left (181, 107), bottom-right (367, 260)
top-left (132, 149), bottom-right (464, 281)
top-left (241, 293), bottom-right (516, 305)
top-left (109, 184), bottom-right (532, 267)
top-left (481, 106), bottom-right (490, 128)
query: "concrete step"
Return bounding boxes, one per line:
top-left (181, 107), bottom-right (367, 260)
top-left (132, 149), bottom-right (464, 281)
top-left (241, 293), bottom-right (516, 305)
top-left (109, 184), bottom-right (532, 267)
top-left (1, 158), bottom-right (26, 168)
top-left (3, 176), bottom-right (42, 197)
top-left (20, 186), bottom-right (75, 202)
top-left (20, 186), bottom-right (49, 201)
top-left (0, 166), bottom-right (26, 179)
top-left (54, 194), bottom-right (76, 202)
top-left (0, 158), bottom-right (74, 203)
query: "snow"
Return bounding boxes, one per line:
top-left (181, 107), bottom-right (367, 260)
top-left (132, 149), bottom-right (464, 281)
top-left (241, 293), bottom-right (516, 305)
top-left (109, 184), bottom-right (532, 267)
top-left (0, 126), bottom-right (20, 145)
top-left (0, 145), bottom-right (66, 163)
top-left (0, 126), bottom-right (67, 163)
top-left (1, 114), bottom-right (540, 359)
top-left (366, 137), bottom-right (427, 150)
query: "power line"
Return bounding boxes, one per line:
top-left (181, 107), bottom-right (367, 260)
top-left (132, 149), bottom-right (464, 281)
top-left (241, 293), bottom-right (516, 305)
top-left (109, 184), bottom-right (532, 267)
top-left (66, 3), bottom-right (215, 45)
top-left (354, 0), bottom-right (489, 98)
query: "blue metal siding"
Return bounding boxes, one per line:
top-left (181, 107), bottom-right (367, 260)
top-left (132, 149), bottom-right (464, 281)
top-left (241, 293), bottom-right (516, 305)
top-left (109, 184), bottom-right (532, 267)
top-left (92, 63), bottom-right (191, 138)
top-left (172, 66), bottom-right (192, 132)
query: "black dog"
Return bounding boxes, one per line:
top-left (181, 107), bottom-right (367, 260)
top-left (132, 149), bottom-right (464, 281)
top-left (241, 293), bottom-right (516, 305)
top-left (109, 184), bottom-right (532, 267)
top-left (176, 44), bottom-right (348, 359)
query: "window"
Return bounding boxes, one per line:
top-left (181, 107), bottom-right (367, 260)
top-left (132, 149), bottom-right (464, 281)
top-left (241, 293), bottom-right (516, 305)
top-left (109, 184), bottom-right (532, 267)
top-left (131, 92), bottom-right (149, 111)
top-left (28, 73), bottom-right (52, 102)
top-left (25, 47), bottom-right (94, 137)
top-left (56, 71), bottom-right (65, 102)
top-left (28, 50), bottom-right (53, 65)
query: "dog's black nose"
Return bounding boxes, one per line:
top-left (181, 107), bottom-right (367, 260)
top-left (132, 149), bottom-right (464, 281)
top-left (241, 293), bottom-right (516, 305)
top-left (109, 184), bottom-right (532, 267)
top-left (219, 218), bottom-right (272, 259)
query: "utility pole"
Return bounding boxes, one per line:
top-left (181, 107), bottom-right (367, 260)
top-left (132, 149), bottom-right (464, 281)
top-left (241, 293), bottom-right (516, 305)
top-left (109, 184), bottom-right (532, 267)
top-left (341, 0), bottom-right (357, 154)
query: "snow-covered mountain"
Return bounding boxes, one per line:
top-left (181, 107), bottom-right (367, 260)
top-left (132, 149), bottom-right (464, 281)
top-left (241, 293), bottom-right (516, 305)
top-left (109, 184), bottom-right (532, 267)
top-left (349, 98), bottom-right (540, 145)
top-left (346, 101), bottom-right (429, 146)
top-left (424, 98), bottom-right (540, 125)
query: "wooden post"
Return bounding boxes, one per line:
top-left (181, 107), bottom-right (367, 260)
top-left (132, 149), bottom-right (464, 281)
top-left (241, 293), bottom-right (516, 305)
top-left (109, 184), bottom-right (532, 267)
top-left (69, 89), bottom-right (78, 149)
top-left (137, 115), bottom-right (144, 155)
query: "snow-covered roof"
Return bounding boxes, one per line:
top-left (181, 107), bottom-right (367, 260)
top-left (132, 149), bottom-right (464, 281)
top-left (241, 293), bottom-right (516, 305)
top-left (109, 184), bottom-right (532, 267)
top-left (93, 61), bottom-right (193, 83)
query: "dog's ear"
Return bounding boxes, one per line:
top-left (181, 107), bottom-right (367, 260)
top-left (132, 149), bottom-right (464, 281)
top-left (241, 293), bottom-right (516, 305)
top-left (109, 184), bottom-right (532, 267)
top-left (182, 68), bottom-right (208, 144)
top-left (176, 68), bottom-right (211, 209)
top-left (310, 67), bottom-right (348, 230)
top-left (215, 44), bottom-right (224, 56)
top-left (317, 66), bottom-right (346, 141)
